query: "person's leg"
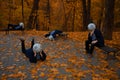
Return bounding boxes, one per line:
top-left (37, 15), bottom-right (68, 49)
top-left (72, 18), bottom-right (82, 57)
top-left (45, 33), bottom-right (50, 38)
top-left (85, 40), bottom-right (91, 53)
top-left (56, 30), bottom-right (63, 34)
top-left (56, 30), bottom-right (63, 36)
top-left (40, 50), bottom-right (47, 61)
top-left (89, 43), bottom-right (96, 54)
top-left (31, 38), bottom-right (35, 48)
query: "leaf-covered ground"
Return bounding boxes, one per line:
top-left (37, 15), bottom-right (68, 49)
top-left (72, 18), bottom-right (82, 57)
top-left (0, 30), bottom-right (120, 80)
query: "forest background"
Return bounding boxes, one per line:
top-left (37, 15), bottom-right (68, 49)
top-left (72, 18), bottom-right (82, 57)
top-left (0, 0), bottom-right (120, 39)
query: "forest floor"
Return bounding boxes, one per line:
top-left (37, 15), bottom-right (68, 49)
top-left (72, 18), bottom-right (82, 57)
top-left (0, 30), bottom-right (120, 80)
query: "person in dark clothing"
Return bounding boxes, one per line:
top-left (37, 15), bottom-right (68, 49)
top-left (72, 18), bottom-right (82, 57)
top-left (45, 30), bottom-right (63, 40)
top-left (20, 38), bottom-right (47, 63)
top-left (85, 23), bottom-right (105, 56)
top-left (8, 22), bottom-right (24, 30)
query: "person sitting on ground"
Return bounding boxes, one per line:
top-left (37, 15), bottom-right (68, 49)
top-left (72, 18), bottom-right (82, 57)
top-left (19, 38), bottom-right (47, 63)
top-left (8, 22), bottom-right (24, 30)
top-left (44, 30), bottom-right (63, 40)
top-left (85, 23), bottom-right (105, 56)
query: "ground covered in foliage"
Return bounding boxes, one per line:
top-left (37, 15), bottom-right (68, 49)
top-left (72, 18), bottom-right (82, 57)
top-left (0, 30), bottom-right (120, 80)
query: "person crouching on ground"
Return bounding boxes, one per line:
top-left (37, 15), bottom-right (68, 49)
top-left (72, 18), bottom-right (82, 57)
top-left (19, 38), bottom-right (47, 63)
top-left (85, 23), bottom-right (105, 56)
top-left (44, 30), bottom-right (63, 40)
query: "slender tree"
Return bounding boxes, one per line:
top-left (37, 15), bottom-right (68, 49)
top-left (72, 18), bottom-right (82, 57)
top-left (103, 0), bottom-right (115, 40)
top-left (27, 0), bottom-right (40, 30)
top-left (21, 0), bottom-right (24, 24)
top-left (82, 0), bottom-right (91, 31)
top-left (97, 0), bottom-right (105, 30)
top-left (62, 0), bottom-right (67, 31)
top-left (72, 5), bottom-right (75, 32)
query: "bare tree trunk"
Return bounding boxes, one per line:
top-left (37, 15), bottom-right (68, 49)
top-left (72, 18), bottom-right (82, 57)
top-left (82, 0), bottom-right (87, 31)
top-left (62, 0), bottom-right (67, 31)
top-left (103, 0), bottom-right (115, 40)
top-left (21, 0), bottom-right (24, 24)
top-left (87, 0), bottom-right (91, 24)
top-left (82, 0), bottom-right (91, 31)
top-left (9, 0), bottom-right (14, 23)
top-left (72, 6), bottom-right (75, 32)
top-left (27, 0), bottom-right (40, 30)
top-left (97, 0), bottom-right (105, 30)
top-left (9, 0), bottom-right (12, 23)
top-left (47, 0), bottom-right (51, 25)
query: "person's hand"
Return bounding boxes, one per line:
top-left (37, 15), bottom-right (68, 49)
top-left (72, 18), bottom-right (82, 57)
top-left (34, 51), bottom-right (36, 57)
top-left (91, 40), bottom-right (98, 44)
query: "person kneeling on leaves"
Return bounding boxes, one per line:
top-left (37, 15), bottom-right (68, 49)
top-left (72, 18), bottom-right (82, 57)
top-left (19, 38), bottom-right (47, 63)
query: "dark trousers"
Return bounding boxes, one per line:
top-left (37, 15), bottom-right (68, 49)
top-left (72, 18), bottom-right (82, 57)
top-left (53, 30), bottom-right (63, 38)
top-left (85, 40), bottom-right (104, 54)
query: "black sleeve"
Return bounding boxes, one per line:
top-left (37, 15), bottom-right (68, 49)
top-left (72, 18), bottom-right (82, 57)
top-left (40, 50), bottom-right (47, 61)
top-left (94, 29), bottom-right (104, 43)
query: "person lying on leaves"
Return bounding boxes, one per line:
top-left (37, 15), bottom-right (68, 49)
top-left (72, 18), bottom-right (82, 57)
top-left (8, 22), bottom-right (24, 30)
top-left (19, 38), bottom-right (47, 63)
top-left (44, 30), bottom-right (63, 40)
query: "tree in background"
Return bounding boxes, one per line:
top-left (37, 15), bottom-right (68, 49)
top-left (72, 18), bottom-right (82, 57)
top-left (82, 0), bottom-right (91, 31)
top-left (103, 0), bottom-right (115, 40)
top-left (27, 0), bottom-right (40, 30)
top-left (97, 0), bottom-right (105, 30)
top-left (21, 0), bottom-right (24, 25)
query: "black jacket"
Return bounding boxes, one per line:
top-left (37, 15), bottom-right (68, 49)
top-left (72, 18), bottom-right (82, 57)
top-left (25, 49), bottom-right (46, 63)
top-left (88, 29), bottom-right (104, 46)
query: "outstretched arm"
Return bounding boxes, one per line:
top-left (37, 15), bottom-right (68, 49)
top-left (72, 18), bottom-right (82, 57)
top-left (31, 38), bottom-right (35, 48)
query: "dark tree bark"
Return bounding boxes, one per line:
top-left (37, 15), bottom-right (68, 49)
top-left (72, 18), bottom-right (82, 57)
top-left (62, 0), bottom-right (67, 31)
top-left (9, 0), bottom-right (14, 23)
top-left (62, 0), bottom-right (76, 32)
top-left (97, 0), bottom-right (105, 30)
top-left (9, 0), bottom-right (12, 23)
top-left (27, 0), bottom-right (40, 30)
top-left (82, 0), bottom-right (91, 31)
top-left (21, 0), bottom-right (24, 24)
top-left (87, 0), bottom-right (91, 24)
top-left (72, 6), bottom-right (75, 32)
top-left (103, 0), bottom-right (115, 40)
top-left (44, 0), bottom-right (51, 31)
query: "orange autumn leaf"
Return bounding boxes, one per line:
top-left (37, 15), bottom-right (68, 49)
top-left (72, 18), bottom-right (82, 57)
top-left (8, 71), bottom-right (26, 78)
top-left (5, 65), bottom-right (16, 70)
top-left (1, 74), bottom-right (7, 80)
top-left (31, 69), bottom-right (37, 74)
top-left (40, 72), bottom-right (45, 77)
top-left (60, 63), bottom-right (67, 67)
top-left (47, 78), bottom-right (54, 80)
top-left (18, 66), bottom-right (26, 70)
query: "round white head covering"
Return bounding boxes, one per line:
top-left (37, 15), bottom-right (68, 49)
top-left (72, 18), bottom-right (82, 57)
top-left (88, 23), bottom-right (96, 30)
top-left (19, 22), bottom-right (24, 28)
top-left (33, 43), bottom-right (42, 53)
top-left (48, 35), bottom-right (54, 40)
